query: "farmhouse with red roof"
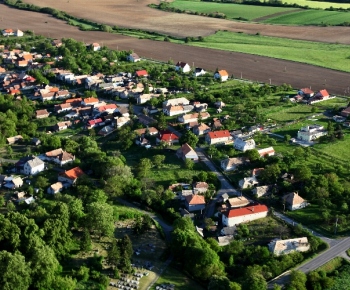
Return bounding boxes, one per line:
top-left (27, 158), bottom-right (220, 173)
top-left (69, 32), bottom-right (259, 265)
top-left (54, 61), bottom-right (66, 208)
top-left (58, 167), bottom-right (84, 185)
top-left (222, 204), bottom-right (268, 226)
top-left (185, 194), bottom-right (206, 212)
top-left (135, 70), bottom-right (148, 78)
top-left (157, 130), bottom-right (179, 146)
top-left (205, 130), bottom-right (232, 145)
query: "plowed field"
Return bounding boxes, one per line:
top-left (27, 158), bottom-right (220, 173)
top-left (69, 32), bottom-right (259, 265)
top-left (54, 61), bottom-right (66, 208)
top-left (1, 4), bottom-right (350, 96)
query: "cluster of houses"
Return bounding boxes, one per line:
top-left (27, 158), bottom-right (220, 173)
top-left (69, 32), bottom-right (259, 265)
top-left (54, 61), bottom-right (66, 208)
top-left (290, 88), bottom-right (333, 104)
top-left (1, 28), bottom-right (24, 37)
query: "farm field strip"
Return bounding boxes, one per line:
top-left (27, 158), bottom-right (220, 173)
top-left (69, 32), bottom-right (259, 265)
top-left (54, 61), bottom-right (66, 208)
top-left (19, 0), bottom-right (350, 44)
top-left (168, 0), bottom-right (297, 21)
top-left (189, 31), bottom-right (350, 72)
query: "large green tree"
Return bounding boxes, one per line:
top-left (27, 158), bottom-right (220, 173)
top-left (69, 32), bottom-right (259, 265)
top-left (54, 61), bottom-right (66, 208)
top-left (86, 202), bottom-right (115, 237)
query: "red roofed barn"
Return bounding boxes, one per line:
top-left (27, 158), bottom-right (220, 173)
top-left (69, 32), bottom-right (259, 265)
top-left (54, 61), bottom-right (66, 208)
top-left (222, 204), bottom-right (268, 226)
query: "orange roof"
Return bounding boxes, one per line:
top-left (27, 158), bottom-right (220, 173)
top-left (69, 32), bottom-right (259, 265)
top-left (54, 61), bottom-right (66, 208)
top-left (218, 70), bottom-right (228, 76)
top-left (65, 98), bottom-right (82, 103)
top-left (159, 130), bottom-right (179, 142)
top-left (98, 104), bottom-right (117, 112)
top-left (60, 167), bottom-right (84, 180)
top-left (185, 194), bottom-right (206, 205)
top-left (225, 204), bottom-right (268, 218)
top-left (318, 89), bottom-right (329, 97)
top-left (83, 97), bottom-right (99, 104)
top-left (3, 28), bottom-right (13, 33)
top-left (208, 130), bottom-right (230, 139)
top-left (136, 70), bottom-right (148, 77)
top-left (49, 87), bottom-right (59, 92)
top-left (22, 54), bottom-right (33, 60)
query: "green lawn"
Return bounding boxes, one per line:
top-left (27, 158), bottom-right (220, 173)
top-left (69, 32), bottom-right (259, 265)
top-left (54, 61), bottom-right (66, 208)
top-left (169, 0), bottom-right (296, 21)
top-left (264, 9), bottom-right (350, 25)
top-left (264, 104), bottom-right (315, 122)
top-left (282, 0), bottom-right (350, 9)
top-left (151, 266), bottom-right (204, 290)
top-left (189, 31), bottom-right (350, 72)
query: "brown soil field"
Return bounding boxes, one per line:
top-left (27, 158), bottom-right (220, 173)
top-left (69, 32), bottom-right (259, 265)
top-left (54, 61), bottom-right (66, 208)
top-left (1, 4), bottom-right (350, 96)
top-left (22, 0), bottom-right (350, 44)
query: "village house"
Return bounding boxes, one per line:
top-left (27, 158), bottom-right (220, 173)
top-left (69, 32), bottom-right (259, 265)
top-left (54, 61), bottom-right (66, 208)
top-left (212, 118), bottom-right (223, 130)
top-left (193, 67), bottom-right (206, 77)
top-left (45, 148), bottom-right (75, 166)
top-left (94, 104), bottom-right (117, 115)
top-left (47, 182), bottom-right (64, 194)
top-left (134, 127), bottom-right (159, 136)
top-left (175, 61), bottom-right (191, 73)
top-left (214, 70), bottom-right (229, 82)
top-left (176, 143), bottom-right (198, 162)
top-left (214, 100), bottom-right (226, 109)
top-left (7, 135), bottom-right (23, 145)
top-left (234, 138), bottom-right (256, 152)
top-left (127, 52), bottom-right (141, 62)
top-left (16, 155), bottom-right (45, 175)
top-left (178, 112), bottom-right (210, 124)
top-left (283, 192), bottom-right (308, 211)
top-left (2, 176), bottom-right (23, 189)
top-left (82, 97), bottom-right (99, 106)
top-left (114, 116), bottom-right (130, 128)
top-left (193, 123), bottom-right (211, 136)
top-left (205, 130), bottom-right (232, 145)
top-left (54, 121), bottom-right (72, 131)
top-left (137, 114), bottom-right (157, 126)
top-left (163, 104), bottom-right (194, 116)
top-left (222, 204), bottom-right (268, 226)
top-left (185, 194), bottom-right (206, 212)
top-left (257, 147), bottom-right (275, 157)
top-left (98, 125), bottom-right (114, 137)
top-left (253, 185), bottom-right (273, 198)
top-left (135, 70), bottom-right (148, 78)
top-left (341, 106), bottom-right (350, 118)
top-left (220, 157), bottom-right (248, 171)
top-left (227, 196), bottom-right (250, 208)
top-left (135, 136), bottom-right (149, 147)
top-left (297, 124), bottom-right (327, 142)
top-left (268, 237), bottom-right (310, 256)
top-left (193, 182), bottom-right (209, 194)
top-left (157, 130), bottom-right (179, 146)
top-left (58, 167), bottom-right (84, 185)
top-left (163, 97), bottom-right (190, 107)
top-left (55, 103), bottom-right (72, 113)
top-left (87, 118), bottom-right (103, 129)
top-left (35, 109), bottom-right (50, 119)
top-left (2, 28), bottom-right (14, 36)
top-left (91, 43), bottom-right (101, 51)
top-left (239, 176), bottom-right (259, 189)
top-left (298, 88), bottom-right (314, 98)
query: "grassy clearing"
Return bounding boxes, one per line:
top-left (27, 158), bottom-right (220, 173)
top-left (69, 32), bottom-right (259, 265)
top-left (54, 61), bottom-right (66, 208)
top-left (264, 104), bottom-right (315, 122)
top-left (264, 9), bottom-right (350, 25)
top-left (317, 257), bottom-right (344, 273)
top-left (189, 31), bottom-right (350, 72)
top-left (151, 265), bottom-right (204, 290)
top-left (169, 0), bottom-right (295, 21)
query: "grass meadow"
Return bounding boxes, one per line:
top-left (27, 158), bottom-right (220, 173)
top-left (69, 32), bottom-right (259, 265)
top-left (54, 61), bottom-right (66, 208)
top-left (264, 9), bottom-right (350, 25)
top-left (168, 0), bottom-right (296, 21)
top-left (189, 31), bottom-right (350, 72)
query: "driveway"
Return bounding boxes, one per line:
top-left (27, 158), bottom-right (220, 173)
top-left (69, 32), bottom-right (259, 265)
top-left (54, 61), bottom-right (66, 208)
top-left (195, 148), bottom-right (239, 217)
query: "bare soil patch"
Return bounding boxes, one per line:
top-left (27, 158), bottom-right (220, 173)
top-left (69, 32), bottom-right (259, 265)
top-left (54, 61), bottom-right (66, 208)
top-left (1, 4), bottom-right (350, 96)
top-left (21, 0), bottom-right (350, 44)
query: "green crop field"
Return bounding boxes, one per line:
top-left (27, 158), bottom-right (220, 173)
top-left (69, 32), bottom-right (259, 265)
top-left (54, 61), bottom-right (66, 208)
top-left (169, 0), bottom-right (297, 20)
top-left (283, 0), bottom-right (350, 9)
top-left (189, 31), bottom-right (350, 72)
top-left (264, 9), bottom-right (350, 25)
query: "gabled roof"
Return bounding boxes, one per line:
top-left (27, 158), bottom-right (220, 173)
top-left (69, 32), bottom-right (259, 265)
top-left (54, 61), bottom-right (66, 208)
top-left (176, 61), bottom-right (189, 68)
top-left (36, 109), bottom-right (49, 116)
top-left (134, 127), bottom-right (158, 135)
top-left (88, 118), bottom-right (103, 126)
top-left (45, 148), bottom-right (64, 157)
top-left (185, 194), bottom-right (206, 205)
top-left (218, 70), bottom-right (228, 77)
top-left (228, 196), bottom-right (250, 208)
top-left (284, 192), bottom-right (306, 206)
top-left (178, 143), bottom-right (196, 156)
top-left (135, 70), bottom-right (148, 77)
top-left (59, 167), bottom-right (84, 180)
top-left (97, 104), bottom-right (117, 112)
top-left (257, 147), bottom-right (275, 157)
top-left (194, 123), bottom-right (210, 131)
top-left (159, 130), bottom-right (179, 142)
top-left (83, 97), bottom-right (99, 104)
top-left (50, 182), bottom-right (63, 191)
top-left (318, 89), bottom-right (329, 97)
top-left (225, 204), bottom-right (268, 218)
top-left (208, 130), bottom-right (230, 139)
top-left (300, 88), bottom-right (314, 94)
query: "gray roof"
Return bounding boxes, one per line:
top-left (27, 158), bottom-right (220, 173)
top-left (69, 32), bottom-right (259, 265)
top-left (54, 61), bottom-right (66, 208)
top-left (26, 156), bottom-right (44, 168)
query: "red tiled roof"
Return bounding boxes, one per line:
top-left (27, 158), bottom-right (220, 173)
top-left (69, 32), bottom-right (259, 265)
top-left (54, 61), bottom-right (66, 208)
top-left (159, 130), bottom-right (179, 142)
top-left (300, 88), bottom-right (314, 94)
top-left (60, 167), bottom-right (84, 180)
top-left (65, 98), bottom-right (82, 103)
top-left (225, 204), bottom-right (268, 218)
top-left (88, 118), bottom-right (103, 126)
top-left (135, 70), bottom-right (148, 77)
top-left (185, 194), bottom-right (205, 205)
top-left (318, 89), bottom-right (329, 97)
top-left (83, 97), bottom-right (99, 104)
top-left (208, 130), bottom-right (230, 139)
top-left (98, 104), bottom-right (117, 112)
top-left (218, 70), bottom-right (228, 76)
top-left (49, 87), bottom-right (59, 92)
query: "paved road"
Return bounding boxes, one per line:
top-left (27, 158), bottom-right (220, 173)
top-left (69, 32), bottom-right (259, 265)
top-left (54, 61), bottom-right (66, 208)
top-left (116, 198), bottom-right (173, 241)
top-left (268, 236), bottom-right (350, 288)
top-left (195, 148), bottom-right (239, 217)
